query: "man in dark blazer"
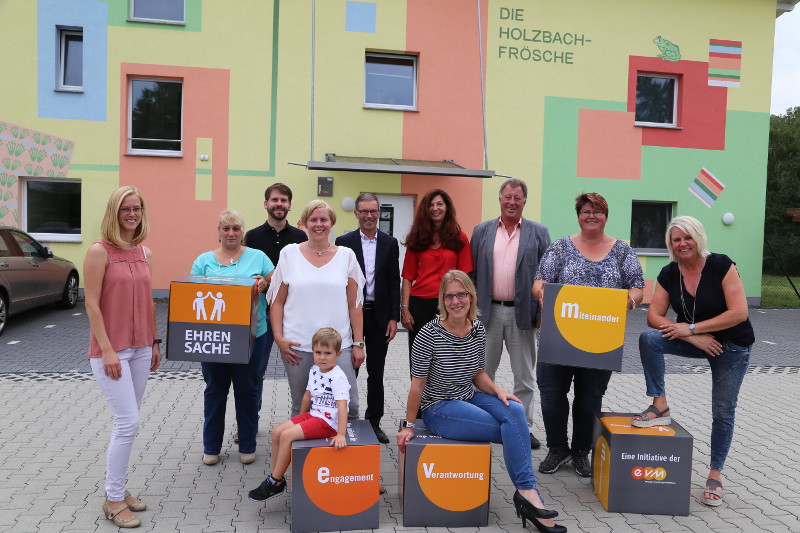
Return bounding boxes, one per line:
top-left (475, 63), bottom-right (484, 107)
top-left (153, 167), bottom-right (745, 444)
top-left (335, 193), bottom-right (400, 443)
top-left (471, 178), bottom-right (551, 449)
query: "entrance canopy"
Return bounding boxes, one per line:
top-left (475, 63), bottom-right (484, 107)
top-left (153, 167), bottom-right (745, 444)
top-left (304, 154), bottom-right (495, 178)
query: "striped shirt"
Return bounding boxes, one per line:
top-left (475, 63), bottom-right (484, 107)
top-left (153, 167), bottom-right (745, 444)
top-left (411, 317), bottom-right (486, 412)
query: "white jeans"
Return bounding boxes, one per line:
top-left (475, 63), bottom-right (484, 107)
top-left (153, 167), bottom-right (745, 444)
top-left (91, 346), bottom-right (152, 501)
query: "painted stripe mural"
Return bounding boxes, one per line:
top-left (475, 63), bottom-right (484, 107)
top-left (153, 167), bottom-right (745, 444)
top-left (689, 167), bottom-right (726, 207)
top-left (708, 39), bottom-right (742, 88)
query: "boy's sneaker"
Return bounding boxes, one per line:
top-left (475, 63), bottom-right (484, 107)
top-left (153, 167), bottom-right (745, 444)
top-left (539, 447), bottom-right (572, 474)
top-left (248, 476), bottom-right (286, 502)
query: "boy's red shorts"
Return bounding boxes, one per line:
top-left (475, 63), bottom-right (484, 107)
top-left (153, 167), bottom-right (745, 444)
top-left (291, 413), bottom-right (337, 439)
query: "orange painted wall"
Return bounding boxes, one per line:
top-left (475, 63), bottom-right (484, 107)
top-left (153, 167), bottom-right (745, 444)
top-left (119, 63), bottom-right (230, 288)
top-left (401, 0), bottom-right (488, 236)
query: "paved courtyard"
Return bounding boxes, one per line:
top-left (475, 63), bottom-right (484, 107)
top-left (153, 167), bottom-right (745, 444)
top-left (1, 304), bottom-right (798, 532)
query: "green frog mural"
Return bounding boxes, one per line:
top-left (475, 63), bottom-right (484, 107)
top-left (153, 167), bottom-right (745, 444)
top-left (653, 36), bottom-right (681, 62)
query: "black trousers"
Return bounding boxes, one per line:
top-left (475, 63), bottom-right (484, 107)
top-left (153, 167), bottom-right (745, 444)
top-left (407, 296), bottom-right (439, 372)
top-left (360, 305), bottom-right (390, 426)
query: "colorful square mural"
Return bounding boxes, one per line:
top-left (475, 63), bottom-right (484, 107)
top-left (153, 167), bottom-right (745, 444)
top-left (689, 167), bottom-right (725, 207)
top-left (708, 39), bottom-right (742, 88)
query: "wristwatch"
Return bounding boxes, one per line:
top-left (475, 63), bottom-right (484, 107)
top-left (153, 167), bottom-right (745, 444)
top-left (688, 324), bottom-right (696, 335)
top-left (153, 338), bottom-right (163, 345)
top-left (353, 341), bottom-right (366, 349)
top-left (401, 420), bottom-right (416, 429)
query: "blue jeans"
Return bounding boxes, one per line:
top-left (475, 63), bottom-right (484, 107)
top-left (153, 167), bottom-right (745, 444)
top-left (201, 333), bottom-right (268, 455)
top-left (537, 362), bottom-right (612, 452)
top-left (639, 328), bottom-right (751, 471)
top-left (421, 392), bottom-right (538, 491)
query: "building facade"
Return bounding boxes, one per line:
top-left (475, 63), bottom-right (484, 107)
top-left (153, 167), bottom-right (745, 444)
top-left (1, 0), bottom-right (792, 301)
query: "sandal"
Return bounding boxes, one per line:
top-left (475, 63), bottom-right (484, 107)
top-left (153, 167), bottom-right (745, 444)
top-left (631, 405), bottom-right (671, 428)
top-left (102, 501), bottom-right (141, 528)
top-left (125, 490), bottom-right (147, 512)
top-left (703, 478), bottom-right (724, 507)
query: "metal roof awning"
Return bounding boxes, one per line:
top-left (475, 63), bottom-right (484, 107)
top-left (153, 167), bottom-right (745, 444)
top-left (303, 154), bottom-right (495, 178)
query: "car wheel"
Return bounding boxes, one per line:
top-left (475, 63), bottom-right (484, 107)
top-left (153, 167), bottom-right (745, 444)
top-left (57, 273), bottom-right (79, 309)
top-left (0, 292), bottom-right (7, 336)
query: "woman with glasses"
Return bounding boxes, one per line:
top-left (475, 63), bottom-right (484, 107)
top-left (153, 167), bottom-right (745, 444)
top-left (532, 193), bottom-right (644, 478)
top-left (190, 210), bottom-right (274, 466)
top-left (401, 189), bottom-right (472, 359)
top-left (84, 186), bottom-right (161, 528)
top-left (397, 270), bottom-right (566, 533)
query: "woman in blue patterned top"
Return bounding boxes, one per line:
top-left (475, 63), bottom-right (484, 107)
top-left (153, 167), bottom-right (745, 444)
top-left (532, 193), bottom-right (644, 478)
top-left (398, 270), bottom-right (566, 533)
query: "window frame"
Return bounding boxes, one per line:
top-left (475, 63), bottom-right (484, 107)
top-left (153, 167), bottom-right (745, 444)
top-left (127, 77), bottom-right (184, 157)
top-left (22, 178), bottom-right (82, 243)
top-left (630, 200), bottom-right (674, 256)
top-left (634, 73), bottom-right (679, 129)
top-left (128, 0), bottom-right (186, 25)
top-left (363, 52), bottom-right (418, 111)
top-left (57, 27), bottom-right (84, 92)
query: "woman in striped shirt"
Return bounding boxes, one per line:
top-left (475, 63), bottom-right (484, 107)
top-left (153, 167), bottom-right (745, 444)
top-left (397, 270), bottom-right (565, 533)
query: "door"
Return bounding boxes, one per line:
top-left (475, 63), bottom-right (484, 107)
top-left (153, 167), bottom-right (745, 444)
top-left (376, 194), bottom-right (415, 273)
top-left (0, 230), bottom-right (34, 312)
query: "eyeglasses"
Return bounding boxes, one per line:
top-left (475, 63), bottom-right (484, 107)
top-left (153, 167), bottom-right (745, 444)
top-left (356, 209), bottom-right (380, 216)
top-left (443, 291), bottom-right (470, 301)
top-left (579, 210), bottom-right (604, 217)
top-left (120, 207), bottom-right (143, 214)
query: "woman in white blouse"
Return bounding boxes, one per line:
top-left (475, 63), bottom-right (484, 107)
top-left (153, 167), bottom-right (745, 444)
top-left (267, 200), bottom-right (365, 418)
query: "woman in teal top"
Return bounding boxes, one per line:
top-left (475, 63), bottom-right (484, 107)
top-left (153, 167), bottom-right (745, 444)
top-left (191, 210), bottom-right (274, 466)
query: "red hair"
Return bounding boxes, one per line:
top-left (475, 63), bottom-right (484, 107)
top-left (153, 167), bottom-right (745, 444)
top-left (404, 189), bottom-right (464, 252)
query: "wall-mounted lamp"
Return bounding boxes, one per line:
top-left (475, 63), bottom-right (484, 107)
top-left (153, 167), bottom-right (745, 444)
top-left (722, 213), bottom-right (734, 226)
top-left (342, 197), bottom-right (356, 211)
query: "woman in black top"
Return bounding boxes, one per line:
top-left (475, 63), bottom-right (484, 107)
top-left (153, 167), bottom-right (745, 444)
top-left (632, 216), bottom-right (753, 507)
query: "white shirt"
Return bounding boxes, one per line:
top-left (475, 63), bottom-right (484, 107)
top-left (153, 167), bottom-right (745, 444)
top-left (267, 244), bottom-right (365, 352)
top-left (360, 230), bottom-right (377, 301)
top-left (307, 365), bottom-right (350, 431)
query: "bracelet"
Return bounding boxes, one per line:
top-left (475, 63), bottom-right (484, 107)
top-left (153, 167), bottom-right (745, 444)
top-left (400, 304), bottom-right (409, 308)
top-left (629, 297), bottom-right (637, 310)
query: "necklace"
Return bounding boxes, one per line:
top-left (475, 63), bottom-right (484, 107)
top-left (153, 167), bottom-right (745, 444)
top-left (306, 242), bottom-right (332, 256)
top-left (678, 265), bottom-right (701, 324)
top-left (220, 246), bottom-right (243, 265)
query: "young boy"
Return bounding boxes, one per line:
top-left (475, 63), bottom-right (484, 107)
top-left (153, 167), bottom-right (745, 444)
top-left (248, 327), bottom-right (350, 502)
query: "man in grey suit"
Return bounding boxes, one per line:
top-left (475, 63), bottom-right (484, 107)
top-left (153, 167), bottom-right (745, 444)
top-left (471, 178), bottom-right (551, 449)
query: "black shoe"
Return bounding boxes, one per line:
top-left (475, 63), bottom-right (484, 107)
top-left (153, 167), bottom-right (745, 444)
top-left (513, 491), bottom-right (566, 532)
top-left (572, 451), bottom-right (591, 477)
top-left (539, 448), bottom-right (571, 474)
top-left (530, 433), bottom-right (542, 450)
top-left (248, 475), bottom-right (286, 502)
top-left (372, 425), bottom-right (390, 444)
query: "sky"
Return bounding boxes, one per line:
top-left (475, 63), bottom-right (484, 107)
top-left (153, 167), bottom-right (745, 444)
top-left (771, 7), bottom-right (800, 116)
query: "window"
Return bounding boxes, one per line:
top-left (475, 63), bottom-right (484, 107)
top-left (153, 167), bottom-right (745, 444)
top-left (130, 0), bottom-right (185, 24)
top-left (9, 230), bottom-right (46, 258)
top-left (630, 201), bottom-right (673, 254)
top-left (364, 53), bottom-right (417, 110)
top-left (24, 179), bottom-right (82, 243)
top-left (58, 29), bottom-right (83, 90)
top-left (128, 78), bottom-right (183, 155)
top-left (635, 74), bottom-right (678, 127)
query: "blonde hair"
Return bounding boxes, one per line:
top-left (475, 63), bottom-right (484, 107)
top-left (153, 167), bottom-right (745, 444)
top-left (312, 327), bottom-right (342, 352)
top-left (218, 209), bottom-right (245, 230)
top-left (101, 186), bottom-right (149, 248)
top-left (300, 200), bottom-right (337, 226)
top-left (438, 270), bottom-right (479, 322)
top-left (666, 216), bottom-right (710, 262)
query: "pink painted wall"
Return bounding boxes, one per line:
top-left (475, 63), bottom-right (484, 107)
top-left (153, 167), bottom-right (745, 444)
top-left (119, 63), bottom-right (230, 289)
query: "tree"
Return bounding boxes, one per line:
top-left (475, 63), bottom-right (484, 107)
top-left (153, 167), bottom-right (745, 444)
top-left (765, 107), bottom-right (800, 274)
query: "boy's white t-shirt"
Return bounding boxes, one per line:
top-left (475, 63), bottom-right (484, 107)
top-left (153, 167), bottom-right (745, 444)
top-left (307, 364), bottom-right (351, 431)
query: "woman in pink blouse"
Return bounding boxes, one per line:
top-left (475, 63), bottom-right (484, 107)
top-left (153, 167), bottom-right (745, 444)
top-left (84, 186), bottom-right (161, 529)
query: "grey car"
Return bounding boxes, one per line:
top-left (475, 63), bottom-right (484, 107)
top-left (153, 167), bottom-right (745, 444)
top-left (0, 227), bottom-right (79, 335)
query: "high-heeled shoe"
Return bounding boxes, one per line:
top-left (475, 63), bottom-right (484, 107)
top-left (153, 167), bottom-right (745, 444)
top-left (513, 491), bottom-right (566, 532)
top-left (513, 490), bottom-right (558, 519)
